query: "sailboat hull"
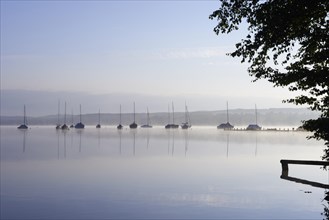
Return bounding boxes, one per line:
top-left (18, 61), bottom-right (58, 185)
top-left (165, 124), bottom-right (179, 129)
top-left (75, 122), bottom-right (85, 129)
top-left (217, 122), bottom-right (234, 130)
top-left (17, 124), bottom-right (28, 129)
top-left (18, 105), bottom-right (28, 129)
top-left (181, 123), bottom-right (191, 129)
top-left (141, 125), bottom-right (152, 128)
top-left (61, 124), bottom-right (69, 130)
top-left (129, 123), bottom-right (138, 129)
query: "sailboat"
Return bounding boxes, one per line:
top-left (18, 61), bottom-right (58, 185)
top-left (129, 102), bottom-right (138, 129)
top-left (217, 101), bottom-right (234, 130)
top-left (75, 104), bottom-right (85, 129)
top-left (117, 105), bottom-right (123, 130)
top-left (141, 107), bottom-right (152, 128)
top-left (17, 105), bottom-right (28, 129)
top-left (246, 104), bottom-right (261, 130)
top-left (96, 109), bottom-right (101, 128)
top-left (61, 102), bottom-right (69, 130)
top-left (70, 110), bottom-right (74, 128)
top-left (165, 102), bottom-right (179, 128)
top-left (165, 104), bottom-right (171, 129)
top-left (55, 100), bottom-right (61, 129)
top-left (181, 103), bottom-right (191, 129)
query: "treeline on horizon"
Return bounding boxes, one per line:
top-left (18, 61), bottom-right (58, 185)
top-left (1, 108), bottom-right (319, 127)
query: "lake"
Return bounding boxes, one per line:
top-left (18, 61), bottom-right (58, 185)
top-left (1, 126), bottom-right (328, 219)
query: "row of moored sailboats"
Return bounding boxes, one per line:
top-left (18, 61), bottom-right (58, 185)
top-left (17, 102), bottom-right (261, 131)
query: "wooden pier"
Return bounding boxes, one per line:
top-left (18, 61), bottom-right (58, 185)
top-left (280, 159), bottom-right (328, 172)
top-left (280, 159), bottom-right (329, 189)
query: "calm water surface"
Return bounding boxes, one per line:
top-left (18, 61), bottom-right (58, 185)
top-left (1, 126), bottom-right (328, 219)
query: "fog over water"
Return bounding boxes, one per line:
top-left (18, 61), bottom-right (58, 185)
top-left (1, 126), bottom-right (328, 219)
top-left (1, 1), bottom-right (328, 219)
top-left (1, 89), bottom-right (303, 117)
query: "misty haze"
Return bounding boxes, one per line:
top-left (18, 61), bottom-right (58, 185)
top-left (1, 1), bottom-right (328, 219)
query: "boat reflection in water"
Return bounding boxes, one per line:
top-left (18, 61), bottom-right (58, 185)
top-left (75, 104), bottom-right (85, 129)
top-left (141, 107), bottom-right (152, 128)
top-left (3, 127), bottom-right (328, 220)
top-left (129, 102), bottom-right (138, 129)
top-left (117, 105), bottom-right (123, 130)
top-left (17, 105), bottom-right (28, 130)
top-left (165, 102), bottom-right (179, 129)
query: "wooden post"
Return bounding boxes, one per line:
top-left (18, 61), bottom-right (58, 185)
top-left (280, 159), bottom-right (328, 177)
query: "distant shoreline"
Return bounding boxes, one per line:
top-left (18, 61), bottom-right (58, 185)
top-left (1, 108), bottom-right (319, 127)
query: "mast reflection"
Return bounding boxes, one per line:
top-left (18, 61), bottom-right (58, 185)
top-left (21, 130), bottom-right (27, 153)
top-left (97, 129), bottom-right (101, 148)
top-left (57, 130), bottom-right (60, 160)
top-left (184, 130), bottom-right (189, 157)
top-left (78, 130), bottom-right (82, 153)
top-left (63, 130), bottom-right (67, 159)
top-left (255, 133), bottom-right (258, 157)
top-left (146, 130), bottom-right (150, 150)
top-left (226, 133), bottom-right (229, 158)
top-left (171, 130), bottom-right (175, 156)
top-left (118, 130), bottom-right (122, 155)
top-left (167, 130), bottom-right (170, 155)
top-left (130, 130), bottom-right (136, 156)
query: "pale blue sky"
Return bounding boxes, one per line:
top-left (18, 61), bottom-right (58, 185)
top-left (1, 1), bottom-right (297, 116)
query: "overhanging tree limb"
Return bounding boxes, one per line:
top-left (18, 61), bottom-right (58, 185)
top-left (210, 0), bottom-right (329, 161)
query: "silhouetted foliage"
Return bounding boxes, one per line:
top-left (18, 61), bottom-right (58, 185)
top-left (322, 193), bottom-right (329, 220)
top-left (210, 0), bottom-right (329, 161)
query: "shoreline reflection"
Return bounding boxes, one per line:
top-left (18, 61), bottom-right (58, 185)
top-left (4, 127), bottom-right (328, 219)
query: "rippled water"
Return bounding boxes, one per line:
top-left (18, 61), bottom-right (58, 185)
top-left (1, 126), bottom-right (328, 219)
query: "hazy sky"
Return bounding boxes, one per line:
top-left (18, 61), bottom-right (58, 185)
top-left (1, 1), bottom-right (298, 116)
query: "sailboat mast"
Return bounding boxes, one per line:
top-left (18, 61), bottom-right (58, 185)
top-left (255, 104), bottom-right (258, 125)
top-left (226, 101), bottom-right (229, 123)
top-left (57, 100), bottom-right (60, 125)
top-left (23, 104), bottom-right (26, 125)
top-left (133, 102), bottom-right (136, 123)
top-left (185, 102), bottom-right (188, 124)
top-left (147, 107), bottom-right (150, 125)
top-left (187, 107), bottom-right (191, 125)
top-left (64, 102), bottom-right (67, 124)
top-left (119, 105), bottom-right (122, 124)
top-left (172, 101), bottom-right (175, 124)
top-left (167, 104), bottom-right (170, 124)
top-left (71, 109), bottom-right (74, 124)
top-left (79, 104), bottom-right (82, 123)
top-left (98, 109), bottom-right (100, 124)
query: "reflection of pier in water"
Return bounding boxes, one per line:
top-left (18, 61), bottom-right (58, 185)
top-left (280, 160), bottom-right (329, 189)
top-left (280, 159), bottom-right (329, 218)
